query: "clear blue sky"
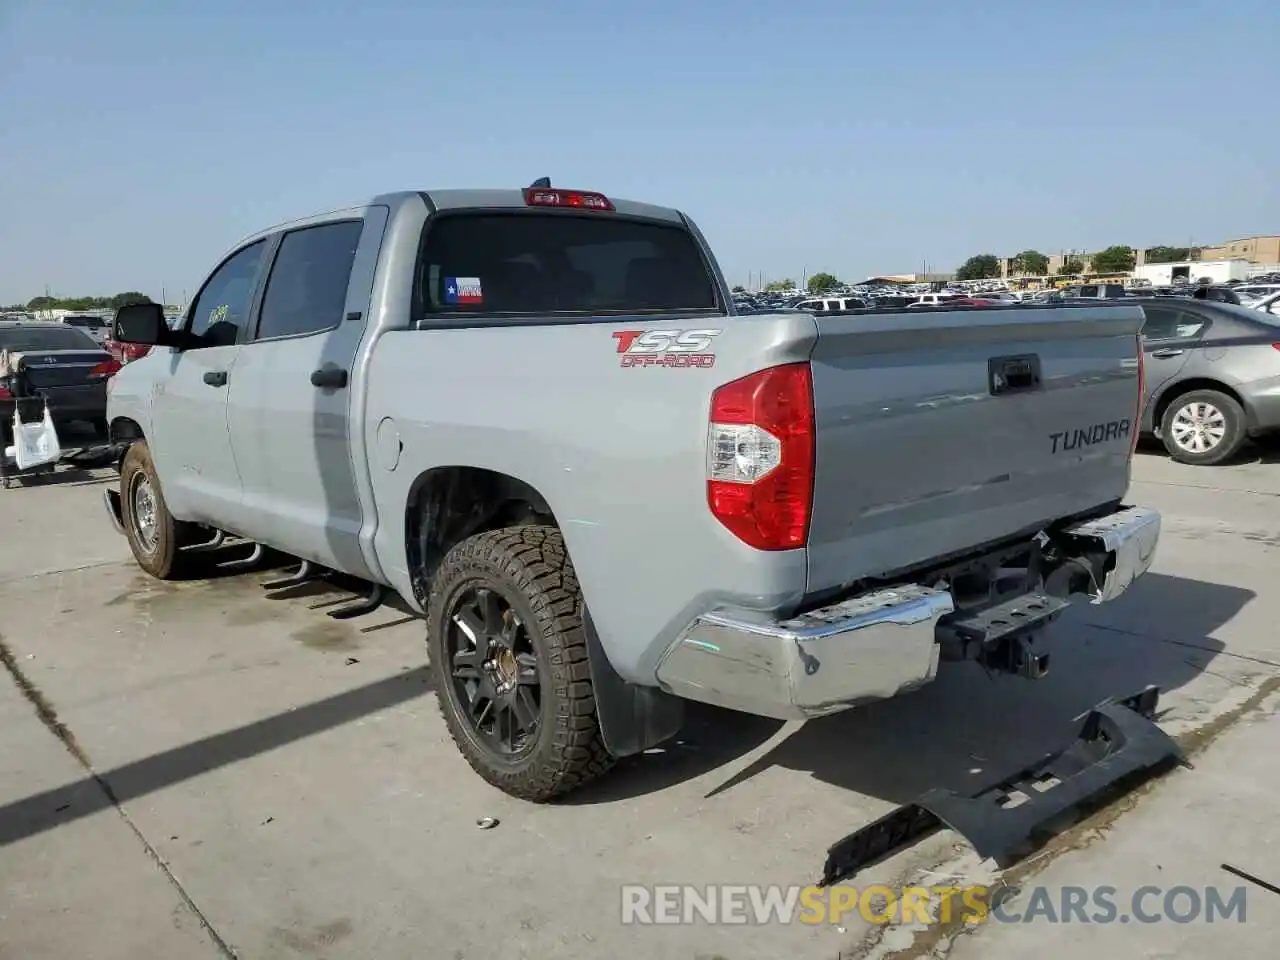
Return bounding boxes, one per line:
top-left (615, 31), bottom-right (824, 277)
top-left (2, 0), bottom-right (1276, 304)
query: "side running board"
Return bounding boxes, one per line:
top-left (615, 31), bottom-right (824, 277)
top-left (818, 686), bottom-right (1185, 887)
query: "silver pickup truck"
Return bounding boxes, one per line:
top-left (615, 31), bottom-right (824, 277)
top-left (104, 184), bottom-right (1160, 801)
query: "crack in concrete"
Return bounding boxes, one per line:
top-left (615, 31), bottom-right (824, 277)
top-left (0, 634), bottom-right (239, 960)
top-left (1078, 620), bottom-right (1280, 669)
top-left (853, 671), bottom-right (1280, 960)
top-left (0, 558), bottom-right (126, 588)
top-left (1132, 478), bottom-right (1280, 499)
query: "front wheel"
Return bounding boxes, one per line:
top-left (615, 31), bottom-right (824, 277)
top-left (1160, 389), bottom-right (1246, 466)
top-left (427, 525), bottom-right (613, 801)
top-left (118, 441), bottom-right (200, 579)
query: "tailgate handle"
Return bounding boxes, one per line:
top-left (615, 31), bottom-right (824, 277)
top-left (988, 354), bottom-right (1041, 396)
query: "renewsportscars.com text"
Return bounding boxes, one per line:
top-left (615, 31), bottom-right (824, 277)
top-left (620, 883), bottom-right (1249, 926)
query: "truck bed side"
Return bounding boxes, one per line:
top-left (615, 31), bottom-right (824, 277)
top-left (363, 312), bottom-right (823, 684)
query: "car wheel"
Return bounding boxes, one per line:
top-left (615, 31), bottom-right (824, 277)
top-left (1159, 389), bottom-right (1246, 466)
top-left (427, 525), bottom-right (613, 801)
top-left (118, 441), bottom-right (200, 578)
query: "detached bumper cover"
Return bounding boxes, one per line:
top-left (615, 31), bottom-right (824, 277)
top-left (819, 686), bottom-right (1185, 885)
top-left (655, 504), bottom-right (1161, 720)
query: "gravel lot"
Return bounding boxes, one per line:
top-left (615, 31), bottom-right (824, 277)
top-left (2, 447), bottom-right (1279, 959)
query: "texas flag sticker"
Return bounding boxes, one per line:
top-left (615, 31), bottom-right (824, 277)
top-left (445, 277), bottom-right (483, 305)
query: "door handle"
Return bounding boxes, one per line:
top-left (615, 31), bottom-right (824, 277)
top-left (203, 370), bottom-right (228, 387)
top-left (310, 366), bottom-right (348, 389)
top-left (1150, 348), bottom-right (1185, 358)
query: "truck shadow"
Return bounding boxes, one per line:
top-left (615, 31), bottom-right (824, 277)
top-left (564, 572), bottom-right (1251, 806)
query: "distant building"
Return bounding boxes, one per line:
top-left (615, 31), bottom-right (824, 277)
top-left (870, 272), bottom-right (954, 284)
top-left (999, 251), bottom-right (1097, 279)
top-left (1197, 236), bottom-right (1280, 265)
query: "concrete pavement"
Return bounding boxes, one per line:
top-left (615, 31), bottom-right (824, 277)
top-left (1, 449), bottom-right (1278, 959)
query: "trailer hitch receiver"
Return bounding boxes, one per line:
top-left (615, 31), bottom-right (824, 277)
top-left (819, 685), bottom-right (1184, 886)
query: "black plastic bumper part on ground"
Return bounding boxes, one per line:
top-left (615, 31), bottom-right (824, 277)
top-left (818, 686), bottom-right (1185, 886)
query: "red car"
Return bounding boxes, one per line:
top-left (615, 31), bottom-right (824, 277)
top-left (104, 336), bottom-right (152, 364)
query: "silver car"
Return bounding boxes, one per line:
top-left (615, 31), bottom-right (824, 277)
top-left (1134, 297), bottom-right (1280, 464)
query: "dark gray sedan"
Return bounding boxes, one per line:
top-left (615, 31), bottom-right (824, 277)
top-left (1135, 298), bottom-right (1280, 464)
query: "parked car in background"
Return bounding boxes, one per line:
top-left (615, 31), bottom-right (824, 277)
top-left (1233, 284), bottom-right (1280, 306)
top-left (0, 320), bottom-right (119, 434)
top-left (1133, 298), bottom-right (1280, 464)
top-left (906, 292), bottom-right (965, 307)
top-left (794, 295), bottom-right (867, 312)
top-left (1062, 283), bottom-right (1127, 300)
top-left (61, 314), bottom-right (111, 345)
top-left (1188, 285), bottom-right (1242, 305)
top-left (1246, 289), bottom-right (1280, 317)
top-left (104, 331), bottom-right (153, 364)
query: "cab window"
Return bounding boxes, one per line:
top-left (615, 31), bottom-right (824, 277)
top-left (187, 240), bottom-right (269, 347)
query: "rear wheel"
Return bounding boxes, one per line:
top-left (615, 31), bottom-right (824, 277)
top-left (119, 441), bottom-right (200, 579)
top-left (427, 525), bottom-right (613, 801)
top-left (1159, 389), bottom-right (1246, 466)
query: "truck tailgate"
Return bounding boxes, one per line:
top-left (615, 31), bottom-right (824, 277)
top-left (806, 304), bottom-right (1145, 593)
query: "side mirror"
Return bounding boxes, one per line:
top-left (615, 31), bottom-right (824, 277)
top-left (112, 302), bottom-right (169, 346)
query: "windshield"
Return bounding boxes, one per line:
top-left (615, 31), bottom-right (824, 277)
top-left (0, 325), bottom-right (101, 352)
top-left (63, 316), bottom-right (107, 328)
top-left (415, 212), bottom-right (721, 319)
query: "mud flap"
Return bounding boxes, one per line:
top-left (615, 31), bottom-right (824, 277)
top-left (819, 686), bottom-right (1185, 886)
top-left (584, 609), bottom-right (684, 758)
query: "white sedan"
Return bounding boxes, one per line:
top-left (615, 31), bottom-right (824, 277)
top-left (1246, 289), bottom-right (1280, 317)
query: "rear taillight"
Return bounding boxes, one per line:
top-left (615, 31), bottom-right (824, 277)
top-left (523, 187), bottom-right (614, 211)
top-left (707, 362), bottom-right (815, 550)
top-left (0, 384), bottom-right (11, 399)
top-left (1131, 339), bottom-right (1145, 456)
top-left (88, 359), bottom-right (122, 380)
top-left (1272, 343), bottom-right (1280, 352)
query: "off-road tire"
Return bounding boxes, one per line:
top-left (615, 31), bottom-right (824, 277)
top-left (427, 525), bottom-right (614, 801)
top-left (118, 441), bottom-right (200, 579)
top-left (1159, 388), bottom-right (1246, 466)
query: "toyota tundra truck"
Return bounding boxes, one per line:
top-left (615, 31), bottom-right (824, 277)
top-left (103, 183), bottom-right (1160, 801)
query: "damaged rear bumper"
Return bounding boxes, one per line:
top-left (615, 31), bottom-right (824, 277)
top-left (654, 505), bottom-right (1161, 720)
top-left (1058, 504), bottom-right (1161, 603)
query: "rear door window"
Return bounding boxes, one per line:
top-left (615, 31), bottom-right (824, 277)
top-left (256, 220), bottom-right (363, 340)
top-left (415, 213), bottom-right (720, 319)
top-left (1142, 307), bottom-right (1207, 341)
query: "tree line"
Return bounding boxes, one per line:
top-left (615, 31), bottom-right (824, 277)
top-left (3, 292), bottom-right (155, 313)
top-left (731, 272), bottom-right (844, 296)
top-left (955, 244), bottom-right (1200, 282)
